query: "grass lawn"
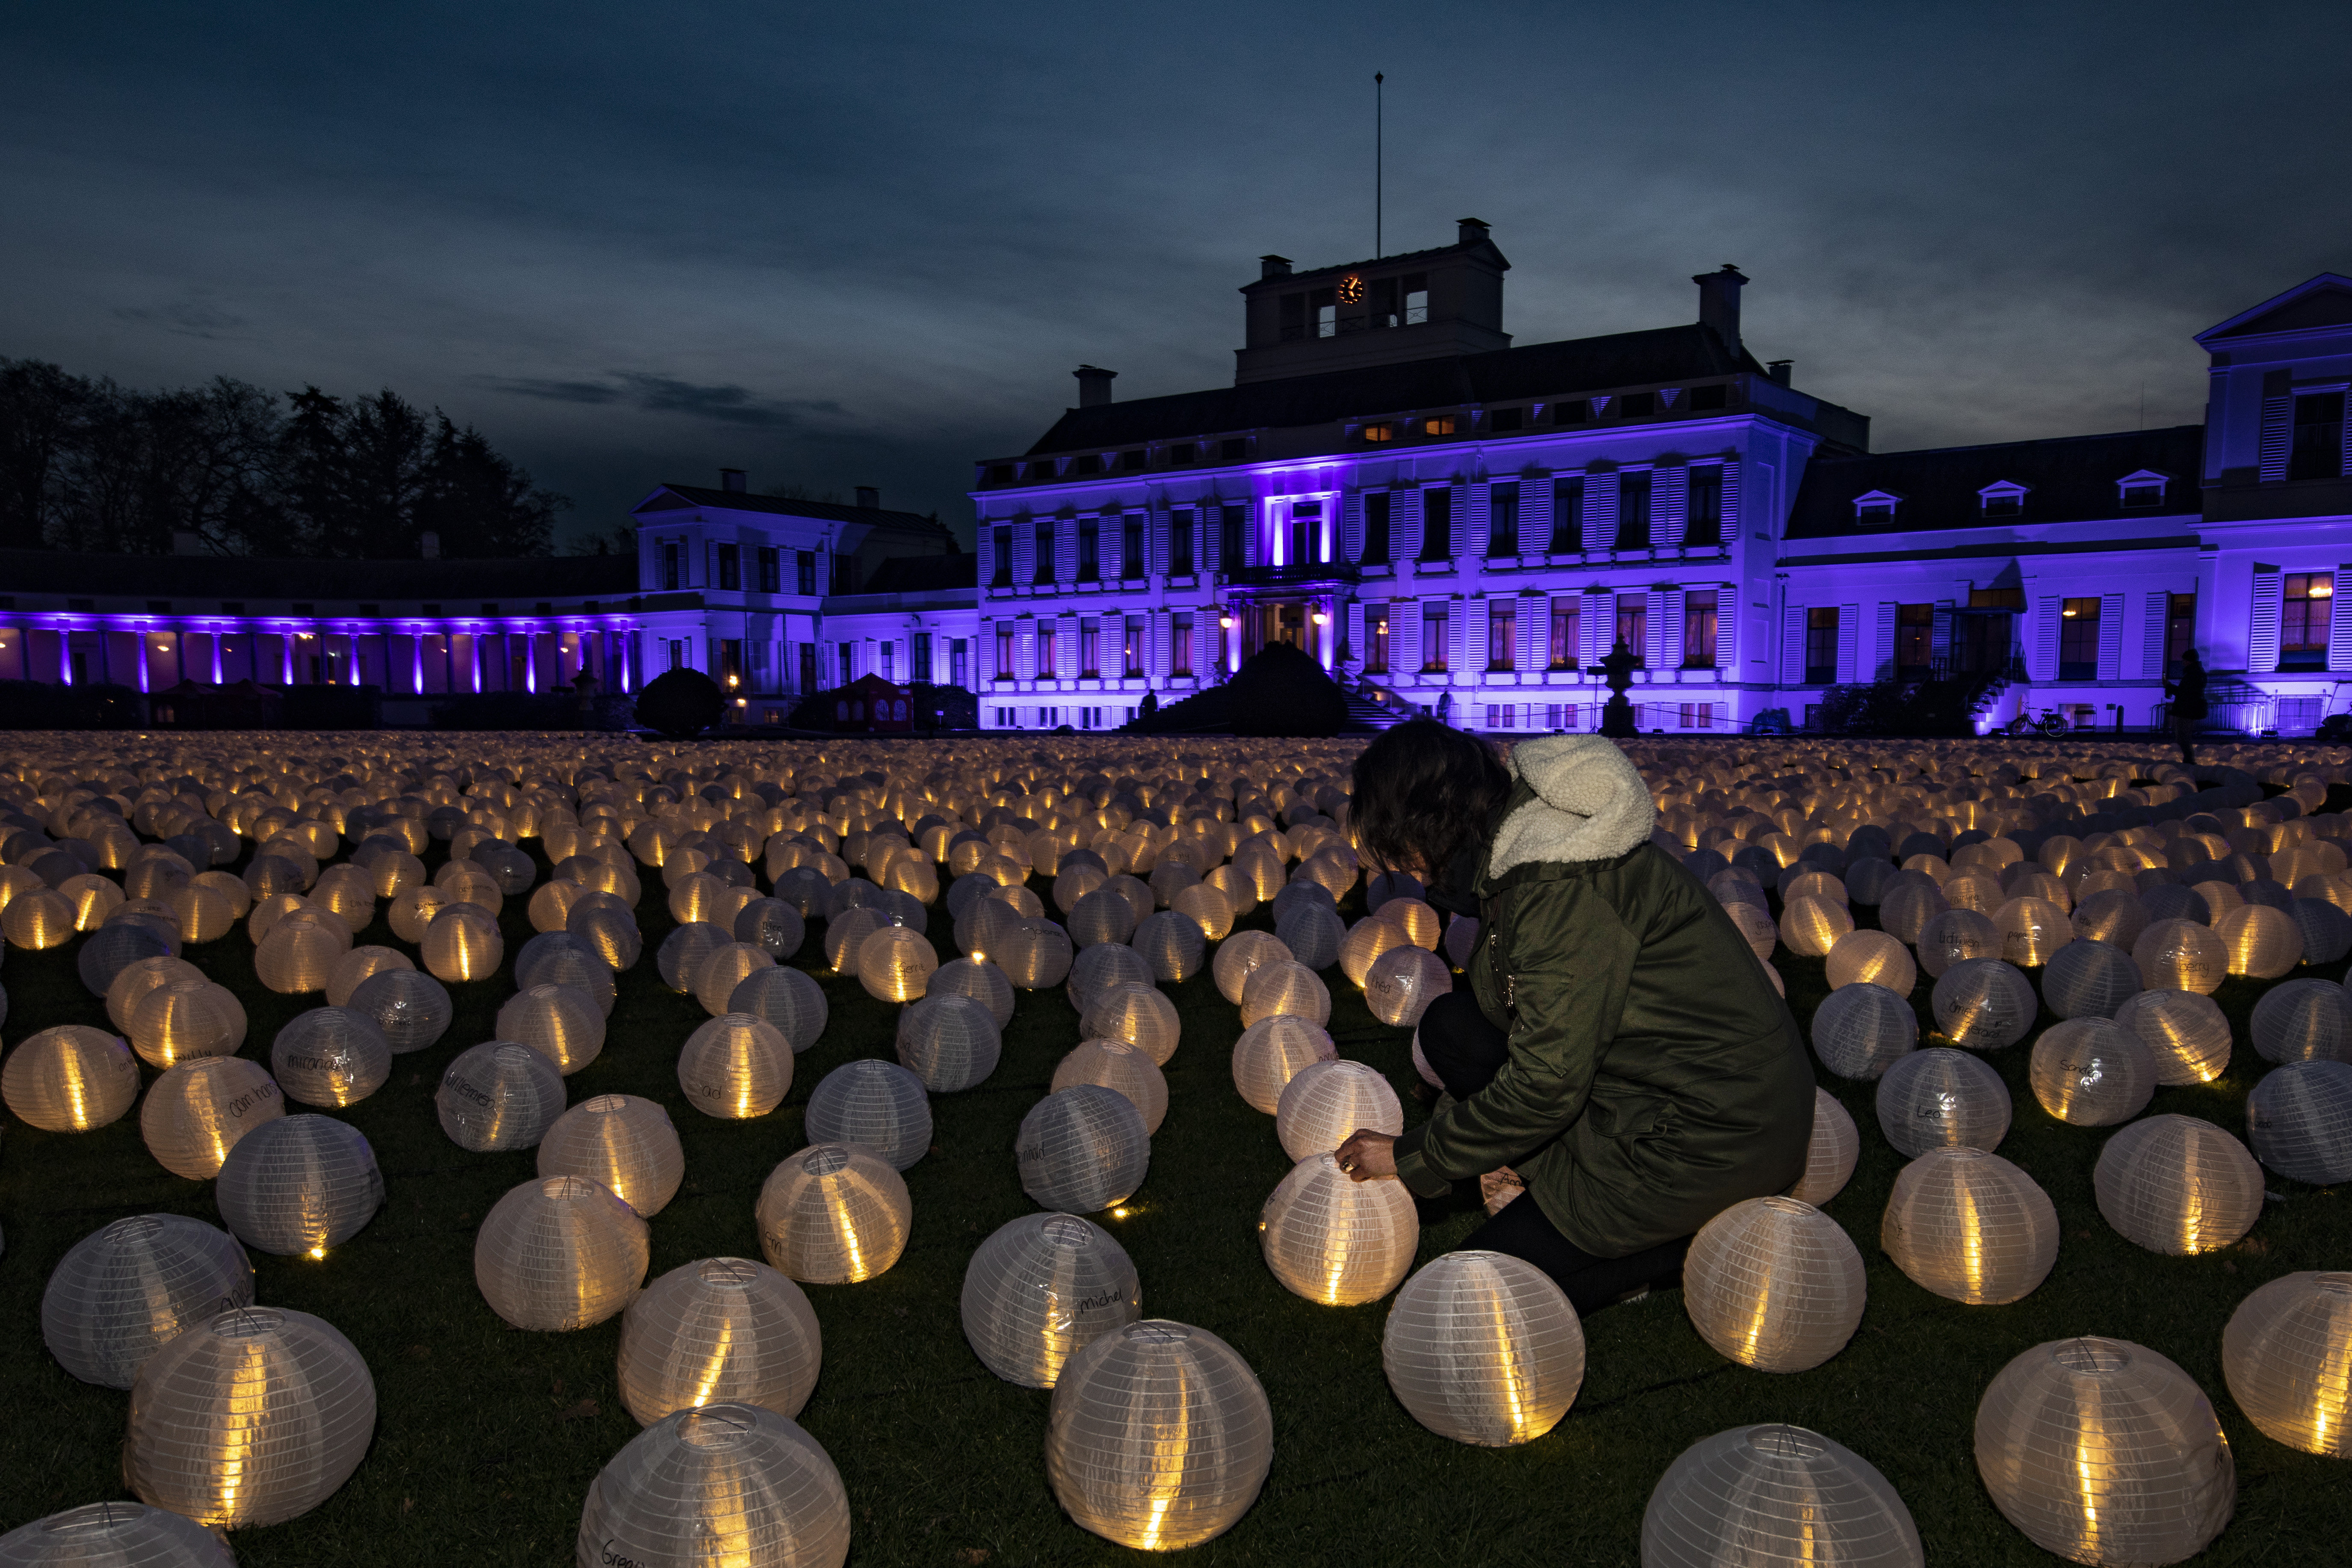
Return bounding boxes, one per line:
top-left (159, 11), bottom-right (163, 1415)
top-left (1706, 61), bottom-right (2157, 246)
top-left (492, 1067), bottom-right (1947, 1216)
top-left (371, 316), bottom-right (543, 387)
top-left (0, 754), bottom-right (2346, 1566)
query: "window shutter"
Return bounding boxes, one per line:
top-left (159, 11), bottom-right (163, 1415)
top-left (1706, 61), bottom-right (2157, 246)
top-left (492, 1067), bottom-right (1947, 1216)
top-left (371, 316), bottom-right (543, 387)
top-left (2333, 567), bottom-right (2352, 671)
top-left (2259, 376), bottom-right (2292, 482)
top-left (1346, 601), bottom-right (1365, 664)
top-left (1657, 465), bottom-right (1689, 547)
top-left (1836, 603), bottom-right (1859, 683)
top-left (1450, 601), bottom-right (1468, 674)
top-left (1782, 605), bottom-right (1805, 683)
top-left (1718, 462), bottom-right (1741, 543)
top-left (2249, 570), bottom-right (2283, 672)
top-left (1520, 592), bottom-right (1544, 672)
top-left (1012, 523), bottom-right (1032, 585)
top-left (1343, 491), bottom-right (1363, 563)
top-left (2032, 596), bottom-right (2061, 681)
top-left (1662, 588), bottom-right (1687, 668)
top-left (1056, 520), bottom-right (1077, 584)
top-left (1397, 600), bottom-right (1420, 672)
top-left (1398, 488), bottom-right (1423, 565)
top-left (1151, 510), bottom-right (1171, 576)
top-left (1525, 477), bottom-right (1553, 559)
top-left (1932, 601), bottom-right (1954, 670)
top-left (1586, 472), bottom-right (1615, 553)
top-left (1873, 601), bottom-right (1897, 680)
top-left (978, 528), bottom-right (995, 586)
top-left (2142, 591), bottom-right (2169, 677)
top-left (1585, 589), bottom-right (1612, 664)
top-left (1017, 620), bottom-right (1037, 681)
top-left (1150, 612), bottom-right (1169, 677)
top-left (1715, 584), bottom-right (1736, 670)
top-left (1059, 614), bottom-right (1079, 677)
top-left (2097, 592), bottom-right (2125, 680)
top-left (1468, 482), bottom-right (1491, 559)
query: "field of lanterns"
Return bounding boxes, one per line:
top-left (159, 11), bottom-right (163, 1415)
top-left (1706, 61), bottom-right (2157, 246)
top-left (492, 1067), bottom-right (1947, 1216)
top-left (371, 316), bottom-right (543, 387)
top-left (0, 730), bottom-right (2345, 1566)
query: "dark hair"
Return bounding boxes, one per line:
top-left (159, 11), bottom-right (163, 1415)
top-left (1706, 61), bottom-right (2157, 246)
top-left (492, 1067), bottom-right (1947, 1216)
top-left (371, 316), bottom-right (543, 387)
top-left (1349, 719), bottom-right (1512, 876)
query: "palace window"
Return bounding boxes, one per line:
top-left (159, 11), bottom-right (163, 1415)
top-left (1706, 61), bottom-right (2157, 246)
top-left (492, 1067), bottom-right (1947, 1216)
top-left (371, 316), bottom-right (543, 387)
top-left (2283, 572), bottom-right (2334, 667)
top-left (1171, 613), bottom-right (1194, 677)
top-left (2118, 470), bottom-right (2169, 509)
top-left (994, 625), bottom-right (1015, 679)
top-left (1124, 620), bottom-right (1142, 677)
top-left (1120, 450), bottom-right (1146, 472)
top-left (1805, 607), bottom-right (1838, 684)
top-left (2291, 392), bottom-right (2346, 481)
top-left (1123, 514), bottom-right (1145, 578)
top-left (1422, 604), bottom-right (1450, 673)
top-left (1036, 624), bottom-right (1057, 679)
top-left (1421, 487), bottom-right (1453, 559)
top-left (1170, 509), bottom-right (1195, 576)
top-left (1080, 618), bottom-right (1100, 677)
top-left (2164, 592), bottom-right (2196, 675)
top-left (1488, 407), bottom-right (1525, 433)
top-left (1617, 594), bottom-right (1648, 665)
top-left (1550, 476), bottom-right (1583, 552)
top-left (1896, 603), bottom-right (1933, 674)
top-left (1853, 491), bottom-right (1899, 523)
top-left (1367, 609), bottom-right (1390, 674)
top-left (1552, 399), bottom-right (1589, 425)
top-left (1682, 591), bottom-right (1718, 668)
top-left (1549, 597), bottom-right (1580, 670)
top-left (2059, 597), bottom-right (2100, 680)
top-left (1362, 422), bottom-right (1396, 444)
top-left (1422, 414), bottom-right (1458, 437)
top-left (1364, 492), bottom-right (1392, 563)
top-left (1616, 472), bottom-right (1652, 550)
top-left (756, 546), bottom-right (779, 593)
top-left (1077, 520), bottom-right (1099, 582)
top-left (988, 530), bottom-right (1011, 588)
top-left (1033, 521), bottom-right (1054, 584)
top-left (911, 632), bottom-right (930, 682)
top-left (1979, 482), bottom-right (2027, 517)
top-left (1168, 442), bottom-right (1198, 465)
top-left (799, 549), bottom-right (819, 595)
top-left (1686, 467), bottom-right (1724, 547)
top-left (1618, 391), bottom-right (1656, 417)
top-left (1487, 482), bottom-right (1519, 557)
top-left (1488, 602), bottom-right (1516, 670)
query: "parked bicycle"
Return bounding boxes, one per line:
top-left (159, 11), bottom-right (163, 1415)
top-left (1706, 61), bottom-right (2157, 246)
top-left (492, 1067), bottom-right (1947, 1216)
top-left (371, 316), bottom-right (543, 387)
top-left (2005, 707), bottom-right (2072, 738)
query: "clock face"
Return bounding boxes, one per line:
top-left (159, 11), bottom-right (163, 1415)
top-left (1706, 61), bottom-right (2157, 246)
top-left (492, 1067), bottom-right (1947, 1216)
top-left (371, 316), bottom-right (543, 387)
top-left (1337, 273), bottom-right (1365, 305)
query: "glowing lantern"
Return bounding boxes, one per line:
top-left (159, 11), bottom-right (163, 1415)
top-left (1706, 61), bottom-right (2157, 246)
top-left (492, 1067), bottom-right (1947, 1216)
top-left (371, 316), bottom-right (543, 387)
top-left (1130, 909), bottom-right (1206, 982)
top-left (961, 1212), bottom-right (1141, 1387)
top-left (1787, 1087), bottom-right (1860, 1206)
top-left (1276, 1059), bottom-right (1403, 1161)
top-left (1974, 1337), bottom-right (2233, 1565)
top-left (1779, 894), bottom-right (1853, 957)
top-left (539, 1094), bottom-right (685, 1217)
top-left (1017, 1084), bottom-right (1150, 1213)
top-left (437, 1041), bottom-right (566, 1152)
top-left (1082, 982), bottom-right (1182, 1065)
top-left (422, 902), bottom-right (503, 983)
top-left (1339, 916), bottom-right (1408, 987)
top-left (324, 944), bottom-right (409, 1007)
top-left (1260, 1151), bottom-right (1417, 1306)
top-left (1174, 882), bottom-right (1235, 941)
top-left (105, 954), bottom-right (202, 1032)
top-left (1879, 881), bottom-right (1948, 944)
top-left (1991, 895), bottom-right (2072, 967)
top-left (1809, 982), bottom-right (1918, 1080)
top-left (2248, 977), bottom-right (2349, 1064)
top-left (496, 982), bottom-right (607, 1075)
top-left (215, 1113), bottom-right (382, 1256)
top-left (1643, 1424), bottom-right (1923, 1568)
top-left (1681, 1195), bottom-right (1866, 1373)
top-left (679, 1012), bottom-right (795, 1118)
top-left (2245, 1060), bottom-right (2352, 1183)
top-left (346, 967), bottom-right (453, 1053)
top-left (1000, 916), bottom-right (1077, 988)
top-left (2112, 989), bottom-right (2234, 1085)
top-left (474, 1173), bottom-right (647, 1331)
top-left (1274, 901), bottom-right (1346, 970)
top-left (618, 1257), bottom-right (822, 1425)
top-left (856, 926), bottom-right (938, 1003)
top-left (730, 964), bottom-right (832, 1051)
top-left (254, 916), bottom-right (348, 994)
top-left (736, 895), bottom-right (808, 962)
top-left (804, 1059), bottom-right (933, 1169)
top-left (2094, 1113), bottom-right (2263, 1254)
top-left (1068, 942), bottom-right (1153, 1014)
top-left (124, 1306), bottom-right (376, 1528)
top-left (1875, 1046), bottom-right (2011, 1157)
top-left (1824, 929), bottom-right (1917, 997)
top-left (1045, 1320), bottom-right (1272, 1551)
top-left (1213, 929), bottom-right (1293, 1005)
top-left (1, 1025), bottom-right (139, 1133)
top-left (0, 1501), bottom-right (237, 1565)
top-left (755, 1143), bottom-right (912, 1284)
top-left (896, 993), bottom-right (1002, 1092)
top-left (1929, 958), bottom-right (2036, 1051)
top-left (2222, 1271), bottom-right (2352, 1458)
top-left (1232, 1015), bottom-right (1339, 1114)
top-left (141, 1056), bottom-right (284, 1179)
top-left (3, 886), bottom-right (77, 949)
top-left (927, 954), bottom-right (1013, 1029)
top-left (2029, 1018), bottom-right (2157, 1126)
top-left (2073, 887), bottom-right (2151, 949)
top-left (1380, 1250), bottom-right (1583, 1447)
top-left (1366, 944), bottom-right (1452, 1027)
top-left (576, 1403), bottom-right (849, 1568)
top-left (1881, 1147), bottom-right (2058, 1305)
top-left (2216, 902), bottom-right (2303, 979)
top-left (692, 939), bottom-right (776, 1015)
top-left (41, 1214), bottom-right (254, 1388)
top-left (269, 1006), bottom-right (393, 1108)
top-left (1239, 959), bottom-right (1331, 1028)
top-left (2133, 918), bottom-right (2228, 994)
top-left (127, 977), bottom-right (247, 1068)
top-left (657, 921), bottom-right (733, 991)
top-left (1053, 1040), bottom-right (1169, 1134)
top-left (1069, 885), bottom-right (1141, 947)
top-left (2036, 937), bottom-right (2140, 1021)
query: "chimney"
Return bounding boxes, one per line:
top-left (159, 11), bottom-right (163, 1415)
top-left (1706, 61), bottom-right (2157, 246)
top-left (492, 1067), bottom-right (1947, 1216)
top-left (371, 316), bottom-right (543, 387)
top-left (1259, 254), bottom-right (1293, 280)
top-left (1766, 360), bottom-right (1793, 387)
top-left (1457, 216), bottom-right (1491, 246)
top-left (1074, 364), bottom-right (1117, 408)
top-left (855, 486), bottom-right (880, 510)
top-left (719, 468), bottom-right (747, 493)
top-left (1694, 264), bottom-right (1748, 356)
top-left (171, 530), bottom-right (201, 556)
top-left (420, 531), bottom-right (440, 559)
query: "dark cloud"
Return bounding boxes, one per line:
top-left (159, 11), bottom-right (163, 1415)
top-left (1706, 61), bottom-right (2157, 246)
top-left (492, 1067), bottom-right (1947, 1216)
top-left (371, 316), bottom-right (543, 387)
top-left (474, 376), bottom-right (623, 405)
top-left (109, 295), bottom-right (247, 340)
top-left (609, 374), bottom-right (843, 429)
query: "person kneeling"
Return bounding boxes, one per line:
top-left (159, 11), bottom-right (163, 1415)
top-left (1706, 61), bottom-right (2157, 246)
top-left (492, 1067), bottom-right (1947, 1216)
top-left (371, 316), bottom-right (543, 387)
top-left (1335, 722), bottom-right (1814, 1314)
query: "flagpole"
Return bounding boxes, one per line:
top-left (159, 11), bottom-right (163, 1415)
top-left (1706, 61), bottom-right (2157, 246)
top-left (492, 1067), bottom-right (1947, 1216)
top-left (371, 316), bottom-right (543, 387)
top-left (1374, 72), bottom-right (1384, 259)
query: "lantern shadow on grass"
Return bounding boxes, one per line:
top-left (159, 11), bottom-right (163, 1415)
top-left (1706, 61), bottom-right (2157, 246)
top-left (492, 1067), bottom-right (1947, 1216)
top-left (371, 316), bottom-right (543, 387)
top-left (0, 759), bottom-right (2345, 1567)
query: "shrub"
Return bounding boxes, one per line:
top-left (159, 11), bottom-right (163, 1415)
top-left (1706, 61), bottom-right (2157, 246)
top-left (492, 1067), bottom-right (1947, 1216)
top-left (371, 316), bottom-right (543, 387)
top-left (430, 691), bottom-right (620, 731)
top-left (0, 679), bottom-right (145, 730)
top-left (1814, 675), bottom-right (1999, 737)
top-left (633, 668), bottom-right (726, 737)
top-left (1227, 643), bottom-right (1346, 737)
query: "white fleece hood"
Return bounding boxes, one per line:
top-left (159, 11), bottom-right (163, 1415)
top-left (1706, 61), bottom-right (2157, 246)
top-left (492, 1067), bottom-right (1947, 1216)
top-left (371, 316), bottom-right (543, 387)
top-left (1487, 736), bottom-right (1659, 876)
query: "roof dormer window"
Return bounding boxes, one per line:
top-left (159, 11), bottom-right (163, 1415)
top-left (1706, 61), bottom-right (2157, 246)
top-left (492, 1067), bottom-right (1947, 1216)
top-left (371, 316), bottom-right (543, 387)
top-left (1978, 480), bottom-right (2029, 517)
top-left (2116, 470), bottom-right (2169, 509)
top-left (1360, 422), bottom-right (1397, 444)
top-left (1853, 490), bottom-right (1901, 523)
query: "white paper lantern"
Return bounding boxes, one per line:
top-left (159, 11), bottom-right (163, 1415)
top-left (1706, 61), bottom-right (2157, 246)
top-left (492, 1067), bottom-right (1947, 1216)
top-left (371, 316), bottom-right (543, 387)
top-left (730, 964), bottom-right (831, 1051)
top-left (2041, 938), bottom-right (2143, 1020)
top-left (1929, 958), bottom-right (2036, 1051)
top-left (1052, 1040), bottom-right (1169, 1134)
top-left (1875, 1047), bottom-right (2011, 1157)
top-left (1081, 982), bottom-right (1183, 1065)
top-left (1339, 915), bottom-right (1408, 987)
top-left (324, 944), bottom-right (410, 1007)
top-left (1276, 1059), bottom-right (1403, 1161)
top-left (124, 1305), bottom-right (376, 1527)
top-left (437, 1040), bottom-right (566, 1152)
top-left (140, 1055), bottom-right (284, 1179)
top-left (1974, 1337), bottom-right (2234, 1565)
top-left (1809, 982), bottom-right (1918, 1080)
top-left (755, 1143), bottom-right (912, 1284)
top-left (2250, 977), bottom-right (2349, 1064)
top-left (1045, 1320), bottom-right (1272, 1551)
top-left (2094, 1113), bottom-right (2264, 1254)
top-left (1366, 944), bottom-right (1453, 1027)
top-left (1682, 1195), bottom-right (1866, 1373)
top-left (1786, 1087), bottom-right (1860, 1206)
top-left (1232, 1014), bottom-right (1339, 1114)
top-left (1382, 1250), bottom-right (1583, 1447)
top-left (2217, 901), bottom-right (2303, 979)
top-left (215, 1113), bottom-right (384, 1257)
top-left (1916, 908), bottom-right (2000, 979)
top-left (0, 1501), bottom-right (237, 1566)
top-left (618, 1257), bottom-right (823, 1425)
top-left (1068, 942), bottom-right (1154, 1015)
top-left (2133, 917), bottom-right (2228, 994)
top-left (856, 925), bottom-right (938, 1003)
top-left (1780, 894), bottom-right (1853, 957)
top-left (804, 1059), bottom-right (933, 1169)
top-left (1000, 915), bottom-right (1077, 988)
top-left (1274, 900), bottom-right (1346, 970)
top-left (41, 1214), bottom-right (254, 1388)
top-left (105, 954), bottom-right (203, 1033)
top-left (679, 1012), bottom-right (795, 1118)
top-left (961, 1212), bottom-right (1141, 1387)
top-left (658, 921), bottom-right (733, 991)
top-left (346, 967), bottom-right (453, 1053)
top-left (475, 1173), bottom-right (648, 1331)
top-left (1643, 1424), bottom-right (1924, 1568)
top-left (2222, 1271), bottom-right (2352, 1458)
top-left (1880, 1147), bottom-right (2058, 1305)
top-left (2245, 1060), bottom-right (2352, 1184)
top-left (539, 1094), bottom-right (685, 1217)
top-left (1130, 909), bottom-right (1205, 983)
top-left (1017, 1084), bottom-right (1149, 1213)
top-left (126, 977), bottom-right (247, 1069)
top-left (2112, 988), bottom-right (2234, 1085)
top-left (421, 901), bottom-right (503, 983)
top-left (896, 992), bottom-right (1002, 1092)
top-left (576, 1402), bottom-right (850, 1568)
top-left (692, 939), bottom-right (777, 1015)
top-left (1823, 929), bottom-right (1917, 997)
top-left (2029, 1018), bottom-right (2157, 1126)
top-left (269, 1006), bottom-right (393, 1108)
top-left (515, 932), bottom-right (619, 1014)
top-left (2, 1025), bottom-right (139, 1133)
top-left (1259, 1151), bottom-right (1417, 1306)
top-left (1213, 929), bottom-right (1293, 1005)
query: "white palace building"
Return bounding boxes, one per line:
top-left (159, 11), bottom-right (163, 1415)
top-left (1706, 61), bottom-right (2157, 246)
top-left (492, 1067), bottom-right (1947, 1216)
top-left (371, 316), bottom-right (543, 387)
top-left (5, 224), bottom-right (2352, 737)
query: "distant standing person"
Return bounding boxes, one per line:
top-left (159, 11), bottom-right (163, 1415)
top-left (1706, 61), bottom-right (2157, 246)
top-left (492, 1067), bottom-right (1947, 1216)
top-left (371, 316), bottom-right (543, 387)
top-left (1435, 690), bottom-right (1453, 726)
top-left (2166, 648), bottom-right (2207, 767)
top-left (1139, 691), bottom-right (1158, 721)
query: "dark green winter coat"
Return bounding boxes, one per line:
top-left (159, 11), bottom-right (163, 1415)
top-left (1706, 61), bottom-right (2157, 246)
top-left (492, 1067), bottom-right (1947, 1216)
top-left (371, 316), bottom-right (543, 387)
top-left (1392, 736), bottom-right (1815, 1256)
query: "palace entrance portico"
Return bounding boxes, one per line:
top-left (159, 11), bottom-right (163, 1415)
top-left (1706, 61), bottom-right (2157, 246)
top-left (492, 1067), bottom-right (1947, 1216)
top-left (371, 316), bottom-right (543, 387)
top-left (1219, 562), bottom-right (1358, 675)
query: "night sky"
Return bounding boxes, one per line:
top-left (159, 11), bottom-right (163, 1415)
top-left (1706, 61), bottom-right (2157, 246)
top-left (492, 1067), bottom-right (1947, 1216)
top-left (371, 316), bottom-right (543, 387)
top-left (5, 4), bottom-right (2347, 549)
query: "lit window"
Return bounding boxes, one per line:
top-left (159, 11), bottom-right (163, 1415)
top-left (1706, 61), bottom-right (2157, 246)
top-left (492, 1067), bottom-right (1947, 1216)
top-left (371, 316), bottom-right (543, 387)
top-left (2283, 572), bottom-right (2334, 665)
top-left (1421, 415), bottom-right (1457, 437)
top-left (2059, 597), bottom-right (2100, 679)
top-left (1361, 422), bottom-right (1396, 443)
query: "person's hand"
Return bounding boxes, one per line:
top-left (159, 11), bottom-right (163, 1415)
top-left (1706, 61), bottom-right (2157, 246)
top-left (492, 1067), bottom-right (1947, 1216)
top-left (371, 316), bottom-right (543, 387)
top-left (1334, 1130), bottom-right (1396, 1181)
